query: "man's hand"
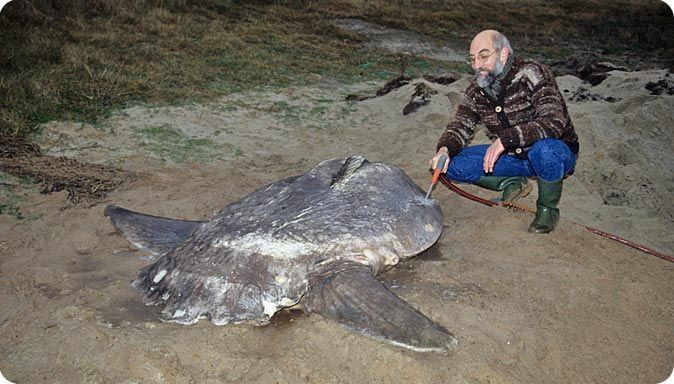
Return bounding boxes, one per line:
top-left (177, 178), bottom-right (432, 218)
top-left (429, 147), bottom-right (450, 173)
top-left (483, 138), bottom-right (505, 174)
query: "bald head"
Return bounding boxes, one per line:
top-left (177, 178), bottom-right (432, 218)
top-left (471, 30), bottom-right (499, 50)
top-left (470, 30), bottom-right (512, 60)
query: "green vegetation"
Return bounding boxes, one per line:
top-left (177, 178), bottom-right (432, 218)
top-left (0, 173), bottom-right (40, 220)
top-left (0, 192), bottom-right (25, 220)
top-left (1, 0), bottom-right (672, 141)
top-left (137, 124), bottom-right (226, 163)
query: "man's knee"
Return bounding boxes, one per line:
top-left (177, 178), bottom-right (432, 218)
top-left (446, 156), bottom-right (482, 183)
top-left (528, 139), bottom-right (575, 181)
top-left (529, 139), bottom-right (569, 158)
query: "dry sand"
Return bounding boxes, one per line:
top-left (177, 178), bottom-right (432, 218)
top-left (1, 22), bottom-right (673, 384)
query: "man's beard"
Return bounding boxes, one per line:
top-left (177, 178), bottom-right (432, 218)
top-left (475, 58), bottom-right (505, 89)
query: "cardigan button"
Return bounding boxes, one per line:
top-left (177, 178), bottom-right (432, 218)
top-left (495, 106), bottom-right (502, 113)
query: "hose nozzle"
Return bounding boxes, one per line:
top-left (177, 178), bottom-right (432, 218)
top-left (425, 154), bottom-right (448, 199)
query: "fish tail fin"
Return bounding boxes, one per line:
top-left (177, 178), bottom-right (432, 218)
top-left (105, 205), bottom-right (205, 256)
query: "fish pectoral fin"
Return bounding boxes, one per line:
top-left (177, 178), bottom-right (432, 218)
top-left (330, 156), bottom-right (368, 187)
top-left (105, 205), bottom-right (205, 256)
top-left (303, 260), bottom-right (458, 352)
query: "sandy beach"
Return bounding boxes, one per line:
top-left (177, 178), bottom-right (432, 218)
top-left (1, 19), bottom-right (673, 384)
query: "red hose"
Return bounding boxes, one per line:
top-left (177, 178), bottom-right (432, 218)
top-left (438, 175), bottom-right (497, 207)
top-left (575, 224), bottom-right (674, 263)
top-left (438, 174), bottom-right (674, 263)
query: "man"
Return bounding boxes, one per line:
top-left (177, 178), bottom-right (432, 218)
top-left (429, 30), bottom-right (579, 233)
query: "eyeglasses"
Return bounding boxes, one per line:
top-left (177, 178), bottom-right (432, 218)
top-left (467, 50), bottom-right (498, 65)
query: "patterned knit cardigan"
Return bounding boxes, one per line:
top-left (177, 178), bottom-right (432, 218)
top-left (437, 58), bottom-right (579, 158)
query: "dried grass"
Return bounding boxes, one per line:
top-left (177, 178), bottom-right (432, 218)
top-left (0, 0), bottom-right (672, 140)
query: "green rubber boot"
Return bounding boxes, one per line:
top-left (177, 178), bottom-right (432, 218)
top-left (528, 179), bottom-right (563, 234)
top-left (475, 176), bottom-right (532, 203)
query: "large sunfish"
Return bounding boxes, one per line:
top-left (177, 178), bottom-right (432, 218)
top-left (106, 156), bottom-right (457, 352)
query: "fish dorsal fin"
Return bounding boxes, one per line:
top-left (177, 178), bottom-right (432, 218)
top-left (105, 205), bottom-right (205, 256)
top-left (330, 156), bottom-right (368, 188)
top-left (304, 260), bottom-right (458, 352)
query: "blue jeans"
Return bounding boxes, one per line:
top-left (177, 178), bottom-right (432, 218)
top-left (446, 139), bottom-right (577, 183)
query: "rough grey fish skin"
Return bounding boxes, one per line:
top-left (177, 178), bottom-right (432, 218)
top-left (106, 156), bottom-right (457, 352)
